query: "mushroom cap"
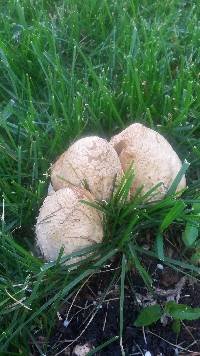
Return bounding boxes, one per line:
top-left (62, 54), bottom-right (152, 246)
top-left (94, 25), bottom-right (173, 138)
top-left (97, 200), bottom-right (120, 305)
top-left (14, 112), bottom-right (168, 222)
top-left (110, 123), bottom-right (186, 200)
top-left (36, 187), bottom-right (103, 262)
top-left (51, 136), bottom-right (123, 201)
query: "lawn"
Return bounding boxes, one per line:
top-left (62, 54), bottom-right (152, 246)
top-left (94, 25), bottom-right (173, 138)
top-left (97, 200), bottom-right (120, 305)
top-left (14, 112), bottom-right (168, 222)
top-left (0, 0), bottom-right (200, 355)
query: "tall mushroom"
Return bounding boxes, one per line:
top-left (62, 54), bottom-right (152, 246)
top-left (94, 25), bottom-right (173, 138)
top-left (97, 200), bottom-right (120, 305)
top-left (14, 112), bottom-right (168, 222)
top-left (110, 123), bottom-right (186, 200)
top-left (51, 136), bottom-right (123, 201)
top-left (36, 187), bottom-right (103, 262)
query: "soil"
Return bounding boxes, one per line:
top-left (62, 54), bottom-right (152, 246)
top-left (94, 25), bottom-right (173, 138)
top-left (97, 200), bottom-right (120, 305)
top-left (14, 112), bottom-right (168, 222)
top-left (45, 257), bottom-right (200, 356)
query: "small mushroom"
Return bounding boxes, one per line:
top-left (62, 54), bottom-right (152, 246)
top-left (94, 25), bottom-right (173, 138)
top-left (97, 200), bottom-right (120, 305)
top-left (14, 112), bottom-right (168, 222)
top-left (36, 187), bottom-right (103, 262)
top-left (110, 123), bottom-right (186, 200)
top-left (51, 136), bottom-right (123, 201)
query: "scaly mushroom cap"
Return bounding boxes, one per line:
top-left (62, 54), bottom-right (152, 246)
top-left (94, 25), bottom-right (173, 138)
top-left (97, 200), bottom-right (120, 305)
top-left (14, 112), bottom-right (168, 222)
top-left (51, 136), bottom-right (123, 201)
top-left (110, 123), bottom-right (186, 200)
top-left (36, 187), bottom-right (103, 262)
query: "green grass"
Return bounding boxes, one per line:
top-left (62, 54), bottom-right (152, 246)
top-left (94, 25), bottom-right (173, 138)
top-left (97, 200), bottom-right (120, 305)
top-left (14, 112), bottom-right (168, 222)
top-left (1, 0), bottom-right (200, 354)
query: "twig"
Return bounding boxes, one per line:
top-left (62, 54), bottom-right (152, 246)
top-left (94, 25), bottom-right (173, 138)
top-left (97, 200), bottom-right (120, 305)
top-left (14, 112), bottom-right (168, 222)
top-left (55, 309), bottom-right (98, 355)
top-left (102, 302), bottom-right (108, 332)
top-left (155, 276), bottom-right (186, 302)
top-left (142, 327), bottom-right (147, 345)
top-left (147, 330), bottom-right (194, 352)
top-left (132, 341), bottom-right (144, 356)
top-left (66, 275), bottom-right (92, 320)
top-left (181, 321), bottom-right (198, 345)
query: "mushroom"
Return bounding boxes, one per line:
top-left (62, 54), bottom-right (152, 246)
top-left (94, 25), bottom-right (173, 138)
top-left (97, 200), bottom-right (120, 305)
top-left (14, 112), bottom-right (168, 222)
top-left (36, 187), bottom-right (103, 262)
top-left (51, 136), bottom-right (123, 201)
top-left (110, 123), bottom-right (186, 200)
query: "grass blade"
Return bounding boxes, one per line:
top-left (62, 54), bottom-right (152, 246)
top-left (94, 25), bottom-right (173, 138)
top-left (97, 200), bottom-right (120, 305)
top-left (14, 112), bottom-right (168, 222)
top-left (87, 336), bottom-right (119, 355)
top-left (119, 254), bottom-right (126, 356)
top-left (160, 200), bottom-right (185, 232)
top-left (128, 243), bottom-right (152, 290)
top-left (167, 161), bottom-right (190, 196)
top-left (155, 233), bottom-right (164, 261)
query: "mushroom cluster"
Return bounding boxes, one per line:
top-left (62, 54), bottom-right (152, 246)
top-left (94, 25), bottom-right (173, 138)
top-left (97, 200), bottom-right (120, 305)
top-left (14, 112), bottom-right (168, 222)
top-left (36, 124), bottom-right (186, 262)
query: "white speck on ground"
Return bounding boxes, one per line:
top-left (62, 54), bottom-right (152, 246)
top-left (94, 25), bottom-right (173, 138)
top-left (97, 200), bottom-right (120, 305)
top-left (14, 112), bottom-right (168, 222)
top-left (63, 319), bottom-right (70, 328)
top-left (144, 351), bottom-right (152, 356)
top-left (72, 343), bottom-right (92, 356)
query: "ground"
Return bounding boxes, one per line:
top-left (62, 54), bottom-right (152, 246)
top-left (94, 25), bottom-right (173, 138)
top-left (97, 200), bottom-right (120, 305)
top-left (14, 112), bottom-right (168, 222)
top-left (47, 257), bottom-right (200, 355)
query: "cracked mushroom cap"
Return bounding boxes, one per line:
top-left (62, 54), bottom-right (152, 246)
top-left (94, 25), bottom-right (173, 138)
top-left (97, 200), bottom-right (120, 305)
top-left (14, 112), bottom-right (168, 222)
top-left (110, 123), bottom-right (186, 200)
top-left (51, 136), bottom-right (123, 201)
top-left (36, 187), bottom-right (103, 262)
